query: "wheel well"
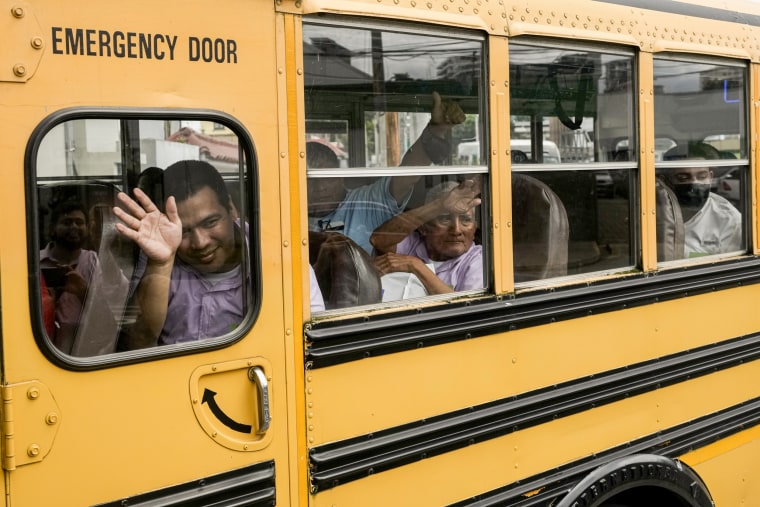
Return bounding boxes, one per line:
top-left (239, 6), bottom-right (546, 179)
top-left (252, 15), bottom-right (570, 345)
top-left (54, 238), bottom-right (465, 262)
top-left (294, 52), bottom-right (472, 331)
top-left (556, 454), bottom-right (714, 507)
top-left (602, 485), bottom-right (700, 506)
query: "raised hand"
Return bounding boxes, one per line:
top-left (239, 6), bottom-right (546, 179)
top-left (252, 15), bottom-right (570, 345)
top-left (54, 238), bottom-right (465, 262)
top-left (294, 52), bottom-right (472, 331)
top-left (442, 179), bottom-right (482, 214)
top-left (430, 91), bottom-right (466, 126)
top-left (113, 188), bottom-right (182, 264)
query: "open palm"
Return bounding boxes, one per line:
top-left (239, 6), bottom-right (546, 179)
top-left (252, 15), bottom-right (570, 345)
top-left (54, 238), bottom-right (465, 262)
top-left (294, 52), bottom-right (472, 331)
top-left (114, 188), bottom-right (182, 264)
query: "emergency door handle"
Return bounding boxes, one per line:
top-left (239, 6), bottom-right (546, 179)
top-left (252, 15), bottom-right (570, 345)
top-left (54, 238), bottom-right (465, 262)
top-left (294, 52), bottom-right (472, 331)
top-left (248, 366), bottom-right (271, 434)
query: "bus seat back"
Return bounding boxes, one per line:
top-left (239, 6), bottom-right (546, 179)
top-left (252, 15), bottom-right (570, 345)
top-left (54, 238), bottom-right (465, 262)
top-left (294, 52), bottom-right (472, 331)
top-left (655, 177), bottom-right (685, 261)
top-left (512, 173), bottom-right (570, 282)
top-left (310, 231), bottom-right (382, 310)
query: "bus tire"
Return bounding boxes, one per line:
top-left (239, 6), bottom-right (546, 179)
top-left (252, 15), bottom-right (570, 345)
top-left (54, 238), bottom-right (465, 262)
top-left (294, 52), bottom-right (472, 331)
top-left (556, 454), bottom-right (714, 507)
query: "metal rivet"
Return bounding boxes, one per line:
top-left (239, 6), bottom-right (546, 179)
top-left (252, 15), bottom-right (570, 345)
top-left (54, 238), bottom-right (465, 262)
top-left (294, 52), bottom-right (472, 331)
top-left (45, 412), bottom-right (58, 425)
top-left (13, 64), bottom-right (27, 77)
top-left (11, 6), bottom-right (24, 18)
top-left (31, 37), bottom-right (44, 50)
top-left (27, 387), bottom-right (39, 400)
top-left (27, 444), bottom-right (40, 457)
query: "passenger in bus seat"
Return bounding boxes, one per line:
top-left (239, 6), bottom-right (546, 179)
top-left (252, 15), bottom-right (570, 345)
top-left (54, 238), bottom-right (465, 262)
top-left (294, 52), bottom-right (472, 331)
top-left (306, 91), bottom-right (466, 254)
top-left (660, 142), bottom-right (742, 258)
top-left (370, 180), bottom-right (483, 298)
top-left (114, 160), bottom-right (246, 347)
top-left (39, 200), bottom-right (129, 355)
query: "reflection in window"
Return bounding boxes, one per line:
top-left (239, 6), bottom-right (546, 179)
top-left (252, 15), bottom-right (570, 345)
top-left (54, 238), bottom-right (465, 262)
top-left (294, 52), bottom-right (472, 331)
top-left (303, 20), bottom-right (486, 312)
top-left (509, 42), bottom-right (636, 282)
top-left (35, 118), bottom-right (253, 357)
top-left (654, 57), bottom-right (747, 261)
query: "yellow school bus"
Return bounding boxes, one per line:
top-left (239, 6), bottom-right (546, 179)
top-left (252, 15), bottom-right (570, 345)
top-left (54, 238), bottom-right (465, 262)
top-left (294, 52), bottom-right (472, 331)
top-left (3, 0), bottom-right (760, 505)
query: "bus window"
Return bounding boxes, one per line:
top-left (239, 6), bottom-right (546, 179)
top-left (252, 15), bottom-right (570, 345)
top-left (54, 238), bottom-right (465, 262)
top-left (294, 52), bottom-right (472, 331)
top-left (654, 57), bottom-right (747, 261)
top-left (33, 116), bottom-right (256, 360)
top-left (509, 41), bottom-right (637, 282)
top-left (303, 20), bottom-right (486, 312)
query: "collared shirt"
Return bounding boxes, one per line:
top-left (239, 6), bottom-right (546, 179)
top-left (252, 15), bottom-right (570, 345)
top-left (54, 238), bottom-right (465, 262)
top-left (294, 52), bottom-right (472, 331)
top-left (396, 232), bottom-right (483, 292)
top-left (129, 222), bottom-right (249, 345)
top-left (308, 177), bottom-right (411, 254)
top-left (158, 259), bottom-right (245, 345)
top-left (684, 193), bottom-right (743, 257)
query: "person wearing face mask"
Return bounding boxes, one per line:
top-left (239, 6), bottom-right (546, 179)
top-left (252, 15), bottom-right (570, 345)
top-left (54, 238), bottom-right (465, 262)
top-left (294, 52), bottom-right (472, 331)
top-left (661, 142), bottom-right (742, 258)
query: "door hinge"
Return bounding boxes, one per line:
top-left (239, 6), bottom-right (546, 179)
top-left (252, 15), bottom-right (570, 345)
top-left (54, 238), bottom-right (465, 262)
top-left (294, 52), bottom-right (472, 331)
top-left (1, 381), bottom-right (61, 470)
top-left (1, 2), bottom-right (45, 83)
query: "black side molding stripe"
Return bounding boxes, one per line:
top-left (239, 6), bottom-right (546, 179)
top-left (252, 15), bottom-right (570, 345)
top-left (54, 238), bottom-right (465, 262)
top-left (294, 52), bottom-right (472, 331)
top-left (94, 460), bottom-right (275, 507)
top-left (306, 258), bottom-right (760, 368)
top-left (310, 334), bottom-right (760, 492)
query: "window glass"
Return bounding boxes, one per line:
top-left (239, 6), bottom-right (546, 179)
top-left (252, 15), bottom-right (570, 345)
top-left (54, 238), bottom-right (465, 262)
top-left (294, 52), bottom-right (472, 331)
top-left (303, 20), bottom-right (486, 313)
top-left (34, 117), bottom-right (254, 358)
top-left (654, 57), bottom-right (747, 261)
top-left (509, 42), bottom-right (637, 282)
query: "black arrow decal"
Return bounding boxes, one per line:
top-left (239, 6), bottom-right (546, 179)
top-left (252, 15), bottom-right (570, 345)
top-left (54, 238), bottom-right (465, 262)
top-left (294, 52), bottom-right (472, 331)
top-left (202, 388), bottom-right (253, 434)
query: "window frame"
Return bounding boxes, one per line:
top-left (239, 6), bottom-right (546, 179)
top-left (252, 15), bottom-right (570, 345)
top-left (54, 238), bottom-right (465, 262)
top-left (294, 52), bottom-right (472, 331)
top-left (653, 54), bottom-right (750, 265)
top-left (507, 37), bottom-right (640, 286)
top-left (302, 16), bottom-right (491, 316)
top-left (26, 107), bottom-right (261, 370)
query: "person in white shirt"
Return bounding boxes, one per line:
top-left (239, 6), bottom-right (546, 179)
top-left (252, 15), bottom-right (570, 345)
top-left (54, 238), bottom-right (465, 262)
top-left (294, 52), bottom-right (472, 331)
top-left (661, 143), bottom-right (743, 258)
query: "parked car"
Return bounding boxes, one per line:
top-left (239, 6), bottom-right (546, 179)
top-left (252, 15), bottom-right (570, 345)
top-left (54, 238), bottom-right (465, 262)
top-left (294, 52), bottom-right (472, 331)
top-left (715, 168), bottom-right (741, 204)
top-left (595, 170), bottom-right (614, 198)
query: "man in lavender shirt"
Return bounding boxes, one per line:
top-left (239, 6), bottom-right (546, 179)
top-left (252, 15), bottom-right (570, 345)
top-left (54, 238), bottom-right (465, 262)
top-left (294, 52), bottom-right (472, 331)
top-left (114, 160), bottom-right (250, 347)
top-left (370, 180), bottom-right (483, 297)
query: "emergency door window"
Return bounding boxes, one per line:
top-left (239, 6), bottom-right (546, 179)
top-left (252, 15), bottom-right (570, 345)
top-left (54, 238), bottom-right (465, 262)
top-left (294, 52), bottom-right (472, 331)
top-left (33, 115), bottom-right (257, 359)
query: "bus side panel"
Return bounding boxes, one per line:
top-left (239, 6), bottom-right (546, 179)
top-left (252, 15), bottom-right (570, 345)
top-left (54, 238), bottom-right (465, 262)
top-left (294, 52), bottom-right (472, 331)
top-left (306, 288), bottom-right (760, 505)
top-left (686, 426), bottom-right (760, 505)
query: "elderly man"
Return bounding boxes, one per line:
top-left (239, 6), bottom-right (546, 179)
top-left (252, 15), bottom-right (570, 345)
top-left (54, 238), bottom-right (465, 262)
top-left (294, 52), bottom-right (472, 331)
top-left (370, 179), bottom-right (482, 297)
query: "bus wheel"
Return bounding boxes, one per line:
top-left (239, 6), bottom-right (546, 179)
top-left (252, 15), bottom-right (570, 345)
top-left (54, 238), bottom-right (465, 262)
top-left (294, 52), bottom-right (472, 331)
top-left (556, 454), bottom-right (713, 507)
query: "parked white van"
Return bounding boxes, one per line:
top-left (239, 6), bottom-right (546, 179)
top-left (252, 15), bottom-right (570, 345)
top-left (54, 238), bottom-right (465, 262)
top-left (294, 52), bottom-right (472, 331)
top-left (457, 139), bottom-right (562, 164)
